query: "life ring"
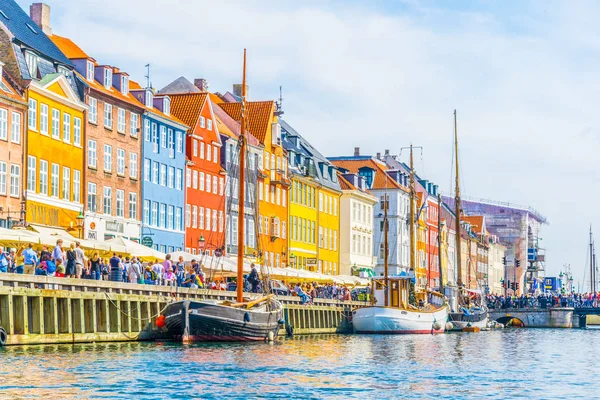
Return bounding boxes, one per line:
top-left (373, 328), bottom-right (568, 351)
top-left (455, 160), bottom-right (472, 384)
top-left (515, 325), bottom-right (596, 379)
top-left (0, 326), bottom-right (7, 346)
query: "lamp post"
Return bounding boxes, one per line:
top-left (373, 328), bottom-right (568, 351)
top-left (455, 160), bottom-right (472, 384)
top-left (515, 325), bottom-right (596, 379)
top-left (289, 253), bottom-right (296, 269)
top-left (198, 235), bottom-right (206, 255)
top-left (76, 210), bottom-right (85, 239)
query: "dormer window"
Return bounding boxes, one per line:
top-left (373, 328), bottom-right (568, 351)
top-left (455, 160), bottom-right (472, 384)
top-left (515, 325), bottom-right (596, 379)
top-left (121, 75), bottom-right (129, 95)
top-left (25, 51), bottom-right (38, 78)
top-left (163, 97), bottom-right (170, 115)
top-left (86, 61), bottom-right (94, 81)
top-left (103, 68), bottom-right (112, 88)
top-left (145, 90), bottom-right (153, 108)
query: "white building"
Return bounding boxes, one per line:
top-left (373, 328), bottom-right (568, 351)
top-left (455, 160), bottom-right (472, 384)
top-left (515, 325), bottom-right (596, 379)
top-left (338, 173), bottom-right (377, 275)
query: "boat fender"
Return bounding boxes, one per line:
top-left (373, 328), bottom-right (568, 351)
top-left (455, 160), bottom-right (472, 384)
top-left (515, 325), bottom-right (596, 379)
top-left (432, 321), bottom-right (443, 331)
top-left (267, 331), bottom-right (274, 342)
top-left (285, 324), bottom-right (294, 337)
top-left (0, 326), bottom-right (7, 346)
top-left (244, 312), bottom-right (251, 323)
top-left (445, 322), bottom-right (454, 331)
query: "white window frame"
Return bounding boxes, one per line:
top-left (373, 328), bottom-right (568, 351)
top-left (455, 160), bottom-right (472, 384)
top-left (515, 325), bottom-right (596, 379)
top-left (9, 164), bottom-right (19, 197)
top-left (103, 186), bottom-right (112, 215)
top-left (88, 140), bottom-right (97, 168)
top-left (88, 182), bottom-right (97, 212)
top-left (51, 163), bottom-right (59, 197)
top-left (88, 97), bottom-right (97, 124)
top-left (116, 189), bottom-right (124, 217)
top-left (104, 103), bottom-right (113, 129)
top-left (103, 144), bottom-right (112, 172)
top-left (39, 104), bottom-right (48, 135)
top-left (10, 111), bottom-right (21, 144)
top-left (39, 160), bottom-right (48, 195)
top-left (62, 112), bottom-right (71, 143)
top-left (51, 108), bottom-right (60, 138)
top-left (130, 113), bottom-right (138, 137)
top-left (0, 108), bottom-right (7, 140)
top-left (27, 156), bottom-right (36, 192)
top-left (73, 170), bottom-right (80, 203)
top-left (129, 153), bottom-right (138, 179)
top-left (129, 192), bottom-right (137, 219)
top-left (117, 108), bottom-right (126, 133)
top-left (73, 117), bottom-right (81, 146)
top-left (117, 148), bottom-right (125, 176)
top-left (28, 98), bottom-right (37, 130)
top-left (61, 166), bottom-right (70, 200)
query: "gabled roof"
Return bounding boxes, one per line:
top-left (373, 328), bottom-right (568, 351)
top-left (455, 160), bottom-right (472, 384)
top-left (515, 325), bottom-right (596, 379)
top-left (328, 158), bottom-right (408, 192)
top-left (211, 100), bottom-right (260, 146)
top-left (463, 215), bottom-right (485, 235)
top-left (157, 76), bottom-right (200, 95)
top-left (0, 70), bottom-right (25, 102)
top-left (168, 92), bottom-right (208, 130)
top-left (49, 34), bottom-right (88, 59)
top-left (128, 80), bottom-right (188, 128)
top-left (217, 101), bottom-right (274, 144)
top-left (0, 0), bottom-right (72, 67)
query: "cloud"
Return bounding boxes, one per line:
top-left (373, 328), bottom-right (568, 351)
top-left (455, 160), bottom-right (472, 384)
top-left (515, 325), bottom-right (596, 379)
top-left (18, 0), bottom-right (600, 282)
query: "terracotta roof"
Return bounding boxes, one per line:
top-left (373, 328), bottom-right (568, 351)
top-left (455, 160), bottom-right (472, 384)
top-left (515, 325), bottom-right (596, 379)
top-left (168, 92), bottom-right (208, 130)
top-left (50, 35), bottom-right (89, 59)
top-left (0, 73), bottom-right (25, 102)
top-left (212, 101), bottom-right (260, 146)
top-left (338, 174), bottom-right (356, 191)
top-left (329, 158), bottom-right (408, 192)
top-left (129, 80), bottom-right (143, 90)
top-left (463, 215), bottom-right (485, 235)
top-left (217, 101), bottom-right (274, 144)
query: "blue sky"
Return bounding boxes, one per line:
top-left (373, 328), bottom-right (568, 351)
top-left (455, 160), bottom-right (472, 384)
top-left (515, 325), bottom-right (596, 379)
top-left (16, 0), bottom-right (600, 286)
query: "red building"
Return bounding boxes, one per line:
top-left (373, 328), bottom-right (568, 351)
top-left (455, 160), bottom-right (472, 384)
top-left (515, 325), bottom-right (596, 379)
top-left (163, 80), bottom-right (225, 256)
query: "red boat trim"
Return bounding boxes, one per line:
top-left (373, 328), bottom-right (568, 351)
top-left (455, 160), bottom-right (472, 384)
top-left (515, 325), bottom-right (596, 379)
top-left (355, 330), bottom-right (445, 334)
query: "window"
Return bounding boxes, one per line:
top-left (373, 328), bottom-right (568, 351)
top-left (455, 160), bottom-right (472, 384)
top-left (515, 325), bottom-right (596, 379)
top-left (186, 168), bottom-right (191, 188)
top-left (206, 174), bottom-right (211, 193)
top-left (168, 129), bottom-right (174, 158)
top-left (121, 75), bottom-right (129, 95)
top-left (191, 206), bottom-right (197, 228)
top-left (160, 126), bottom-right (166, 148)
top-left (86, 61), bottom-right (94, 81)
top-left (0, 108), bottom-right (7, 140)
top-left (8, 164), bottom-right (19, 197)
top-left (199, 207), bottom-right (204, 229)
top-left (159, 204), bottom-right (166, 228)
top-left (51, 108), bottom-right (60, 138)
top-left (219, 178), bottom-right (224, 195)
top-left (73, 117), bottom-right (81, 146)
top-left (8, 111), bottom-right (20, 144)
top-left (334, 230), bottom-right (337, 251)
top-left (168, 166), bottom-right (174, 188)
top-left (104, 103), bottom-right (113, 129)
top-left (130, 113), bottom-right (138, 137)
top-left (103, 186), bottom-right (112, 215)
top-left (89, 97), bottom-right (97, 124)
top-left (168, 205), bottom-right (174, 229)
top-left (61, 166), bottom-right (70, 200)
top-left (151, 202), bottom-right (158, 226)
top-left (39, 160), bottom-right (48, 195)
top-left (27, 156), bottom-right (36, 192)
top-left (144, 119), bottom-right (150, 141)
top-left (152, 123), bottom-right (158, 152)
top-left (25, 51), bottom-right (38, 77)
top-left (176, 207), bottom-right (183, 231)
top-left (212, 210), bottom-right (217, 231)
top-left (200, 142), bottom-right (205, 159)
top-left (207, 119), bottom-right (212, 131)
top-left (200, 116), bottom-right (205, 128)
top-left (129, 153), bottom-right (138, 179)
top-left (86, 140), bottom-right (97, 169)
top-left (144, 159), bottom-right (151, 181)
top-left (63, 113), bottom-right (71, 142)
top-left (143, 200), bottom-right (150, 224)
top-left (73, 170), bottom-right (80, 203)
top-left (104, 144), bottom-right (112, 172)
top-left (176, 169), bottom-right (183, 190)
top-left (213, 146), bottom-right (218, 163)
top-left (232, 216), bottom-right (238, 245)
top-left (207, 144), bottom-right (212, 161)
top-left (191, 170), bottom-right (197, 189)
top-left (152, 161), bottom-right (158, 184)
top-left (218, 211), bottom-right (223, 233)
top-left (176, 132), bottom-right (183, 153)
top-left (193, 140), bottom-right (198, 157)
top-left (129, 193), bottom-right (137, 219)
top-left (199, 172), bottom-right (204, 191)
top-left (88, 182), bottom-right (97, 212)
top-left (28, 98), bottom-right (37, 130)
top-left (38, 104), bottom-right (48, 135)
top-left (49, 163), bottom-right (59, 197)
top-left (212, 176), bottom-right (217, 194)
top-left (117, 148), bottom-right (125, 175)
top-left (160, 164), bottom-right (166, 186)
top-left (206, 207), bottom-right (211, 231)
top-left (116, 190), bottom-right (124, 217)
top-left (103, 68), bottom-right (112, 88)
top-left (186, 204), bottom-right (191, 228)
top-left (117, 108), bottom-right (125, 133)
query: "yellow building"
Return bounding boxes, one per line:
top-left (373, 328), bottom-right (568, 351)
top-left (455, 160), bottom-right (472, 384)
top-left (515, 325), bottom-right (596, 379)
top-left (25, 73), bottom-right (87, 231)
top-left (280, 120), bottom-right (341, 275)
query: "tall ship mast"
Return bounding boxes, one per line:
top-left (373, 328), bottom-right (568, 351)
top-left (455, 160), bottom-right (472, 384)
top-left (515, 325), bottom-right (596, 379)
top-left (162, 50), bottom-right (284, 342)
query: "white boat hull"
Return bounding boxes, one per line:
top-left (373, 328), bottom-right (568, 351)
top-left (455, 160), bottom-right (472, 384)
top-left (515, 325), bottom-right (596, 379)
top-left (449, 317), bottom-right (489, 331)
top-left (352, 305), bottom-right (449, 334)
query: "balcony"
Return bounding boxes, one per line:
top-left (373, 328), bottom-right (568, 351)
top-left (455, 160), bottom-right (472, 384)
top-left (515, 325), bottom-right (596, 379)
top-left (270, 169), bottom-right (291, 187)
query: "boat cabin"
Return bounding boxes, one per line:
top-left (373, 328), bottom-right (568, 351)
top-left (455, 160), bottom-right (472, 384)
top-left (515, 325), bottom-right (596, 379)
top-left (373, 276), bottom-right (445, 309)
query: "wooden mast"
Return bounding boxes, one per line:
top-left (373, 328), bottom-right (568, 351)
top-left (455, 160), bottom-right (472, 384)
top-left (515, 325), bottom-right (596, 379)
top-left (409, 144), bottom-right (416, 283)
top-left (236, 49), bottom-right (247, 303)
top-left (590, 225), bottom-right (595, 293)
top-left (454, 110), bottom-right (463, 289)
top-left (438, 192), bottom-right (444, 296)
top-left (383, 183), bottom-right (389, 307)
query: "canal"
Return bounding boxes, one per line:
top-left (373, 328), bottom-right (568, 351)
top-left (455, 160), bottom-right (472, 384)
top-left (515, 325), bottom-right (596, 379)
top-left (1, 328), bottom-right (598, 399)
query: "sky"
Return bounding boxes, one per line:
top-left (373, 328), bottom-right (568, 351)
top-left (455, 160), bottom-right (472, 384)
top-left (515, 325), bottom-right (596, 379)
top-left (16, 0), bottom-right (600, 286)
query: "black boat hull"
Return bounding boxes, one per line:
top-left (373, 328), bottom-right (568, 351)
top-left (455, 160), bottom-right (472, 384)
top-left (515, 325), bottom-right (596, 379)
top-left (164, 299), bottom-right (283, 342)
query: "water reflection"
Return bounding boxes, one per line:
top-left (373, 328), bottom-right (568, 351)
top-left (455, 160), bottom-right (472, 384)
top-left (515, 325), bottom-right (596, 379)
top-left (1, 329), bottom-right (599, 399)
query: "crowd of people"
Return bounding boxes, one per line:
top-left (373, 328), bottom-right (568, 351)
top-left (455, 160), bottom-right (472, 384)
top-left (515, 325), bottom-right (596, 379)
top-left (486, 292), bottom-right (600, 309)
top-left (0, 241), bottom-right (359, 304)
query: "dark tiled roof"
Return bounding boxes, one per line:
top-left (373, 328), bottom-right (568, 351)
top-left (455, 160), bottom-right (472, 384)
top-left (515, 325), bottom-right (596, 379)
top-left (158, 76), bottom-right (200, 95)
top-left (0, 0), bottom-right (72, 67)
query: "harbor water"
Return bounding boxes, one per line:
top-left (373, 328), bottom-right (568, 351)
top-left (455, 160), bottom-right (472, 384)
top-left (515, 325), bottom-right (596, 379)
top-left (1, 328), bottom-right (599, 399)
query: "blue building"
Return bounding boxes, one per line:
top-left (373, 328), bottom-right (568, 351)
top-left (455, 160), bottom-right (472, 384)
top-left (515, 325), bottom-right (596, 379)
top-left (130, 83), bottom-right (188, 254)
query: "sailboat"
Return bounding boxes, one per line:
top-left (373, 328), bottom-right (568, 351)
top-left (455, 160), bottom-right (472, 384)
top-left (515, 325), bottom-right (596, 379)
top-left (448, 110), bottom-right (489, 331)
top-left (352, 145), bottom-right (449, 334)
top-left (162, 50), bottom-right (284, 342)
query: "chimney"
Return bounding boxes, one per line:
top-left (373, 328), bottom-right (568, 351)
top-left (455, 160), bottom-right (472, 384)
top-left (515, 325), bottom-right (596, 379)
top-left (376, 152), bottom-right (381, 160)
top-left (233, 84), bottom-right (249, 99)
top-left (384, 149), bottom-right (390, 156)
top-left (30, 3), bottom-right (52, 36)
top-left (194, 78), bottom-right (208, 92)
top-left (354, 147), bottom-right (360, 157)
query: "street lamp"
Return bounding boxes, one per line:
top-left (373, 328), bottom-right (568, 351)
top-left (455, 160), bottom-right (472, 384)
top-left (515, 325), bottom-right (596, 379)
top-left (76, 210), bottom-right (85, 239)
top-left (289, 253), bottom-right (296, 269)
top-left (198, 235), bottom-right (206, 255)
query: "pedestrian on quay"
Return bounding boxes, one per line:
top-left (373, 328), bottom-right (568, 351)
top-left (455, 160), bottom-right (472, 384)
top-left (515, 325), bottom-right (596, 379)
top-left (152, 259), bottom-right (164, 285)
top-left (65, 243), bottom-right (77, 278)
top-left (14, 246), bottom-right (25, 274)
top-left (143, 265), bottom-right (157, 285)
top-left (8, 248), bottom-right (17, 273)
top-left (89, 252), bottom-right (101, 280)
top-left (51, 239), bottom-right (64, 266)
top-left (23, 243), bottom-right (38, 275)
top-left (74, 242), bottom-right (86, 279)
top-left (128, 257), bottom-right (142, 284)
top-left (122, 257), bottom-right (131, 283)
top-left (0, 246), bottom-right (10, 273)
top-left (163, 254), bottom-right (172, 281)
top-left (164, 267), bottom-right (176, 287)
top-left (248, 263), bottom-right (260, 293)
top-left (175, 258), bottom-right (185, 287)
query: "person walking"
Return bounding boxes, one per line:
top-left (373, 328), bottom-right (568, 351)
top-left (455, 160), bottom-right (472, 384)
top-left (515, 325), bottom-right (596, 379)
top-left (128, 257), bottom-right (142, 284)
top-left (248, 263), bottom-right (260, 293)
top-left (23, 243), bottom-right (38, 274)
top-left (0, 246), bottom-right (9, 273)
top-left (163, 255), bottom-right (173, 283)
top-left (73, 242), bottom-right (86, 279)
top-left (109, 253), bottom-right (122, 282)
top-left (152, 260), bottom-right (164, 285)
top-left (14, 246), bottom-right (25, 274)
top-left (122, 257), bottom-right (131, 283)
top-left (51, 239), bottom-right (64, 266)
top-left (89, 252), bottom-right (101, 280)
top-left (65, 243), bottom-right (77, 278)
